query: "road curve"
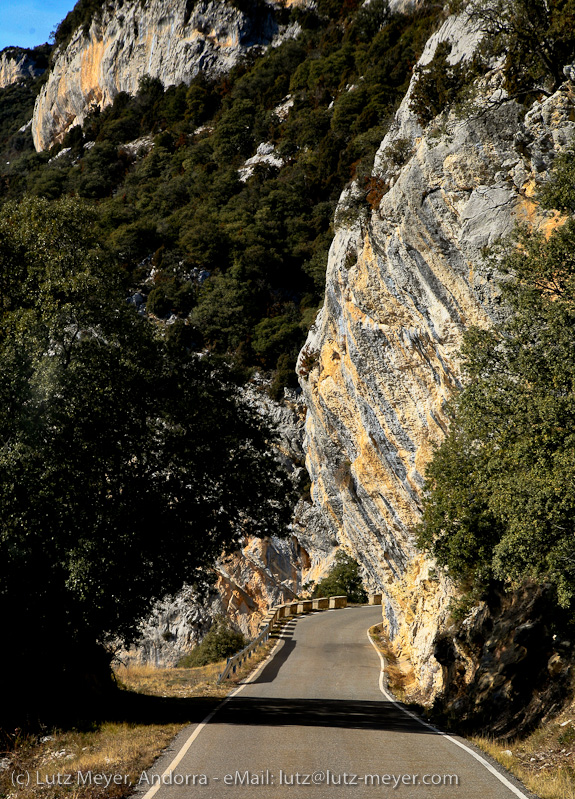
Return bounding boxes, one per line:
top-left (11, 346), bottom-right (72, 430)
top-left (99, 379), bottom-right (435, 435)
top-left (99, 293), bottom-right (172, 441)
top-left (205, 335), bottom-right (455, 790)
top-left (136, 607), bottom-right (535, 799)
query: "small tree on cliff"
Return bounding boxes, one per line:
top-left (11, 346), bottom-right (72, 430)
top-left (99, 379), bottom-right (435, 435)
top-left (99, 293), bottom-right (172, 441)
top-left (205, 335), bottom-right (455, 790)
top-left (452, 0), bottom-right (575, 95)
top-left (312, 552), bottom-right (367, 604)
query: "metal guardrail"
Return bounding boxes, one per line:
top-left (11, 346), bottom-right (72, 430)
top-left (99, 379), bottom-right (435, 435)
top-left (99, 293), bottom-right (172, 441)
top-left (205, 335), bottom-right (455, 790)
top-left (217, 595), bottom-right (349, 683)
top-left (217, 605), bottom-right (281, 684)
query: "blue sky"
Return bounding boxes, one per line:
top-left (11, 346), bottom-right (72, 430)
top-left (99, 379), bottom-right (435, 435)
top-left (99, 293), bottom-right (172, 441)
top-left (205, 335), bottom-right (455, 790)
top-left (0, 1), bottom-right (76, 51)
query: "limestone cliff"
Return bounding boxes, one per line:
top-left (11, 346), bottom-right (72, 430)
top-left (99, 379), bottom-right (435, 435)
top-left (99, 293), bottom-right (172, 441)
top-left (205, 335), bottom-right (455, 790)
top-left (299, 10), bottom-right (575, 698)
top-left (32, 0), bottom-right (297, 151)
top-left (125, 534), bottom-right (307, 667)
top-left (0, 47), bottom-right (47, 88)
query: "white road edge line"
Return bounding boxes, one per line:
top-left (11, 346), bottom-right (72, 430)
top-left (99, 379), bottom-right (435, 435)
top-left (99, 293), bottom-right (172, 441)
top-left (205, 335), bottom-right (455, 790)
top-left (139, 638), bottom-right (282, 799)
top-left (366, 628), bottom-right (531, 799)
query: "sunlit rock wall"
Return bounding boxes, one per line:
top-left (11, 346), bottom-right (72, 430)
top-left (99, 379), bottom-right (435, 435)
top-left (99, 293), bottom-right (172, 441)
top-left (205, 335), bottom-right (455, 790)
top-left (32, 0), bottom-right (296, 151)
top-left (299, 10), bottom-right (575, 698)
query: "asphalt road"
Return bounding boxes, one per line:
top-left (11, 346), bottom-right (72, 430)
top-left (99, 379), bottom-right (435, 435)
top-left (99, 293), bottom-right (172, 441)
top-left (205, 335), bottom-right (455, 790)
top-left (136, 607), bottom-right (534, 799)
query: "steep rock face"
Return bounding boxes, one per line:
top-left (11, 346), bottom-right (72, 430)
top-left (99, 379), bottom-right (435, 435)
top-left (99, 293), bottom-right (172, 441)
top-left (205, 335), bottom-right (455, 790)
top-left (0, 47), bottom-right (46, 88)
top-left (299, 11), bottom-right (575, 698)
top-left (216, 534), bottom-right (311, 634)
top-left (32, 0), bottom-right (293, 151)
top-left (129, 527), bottom-right (335, 667)
top-left (125, 534), bottom-right (306, 667)
top-left (125, 585), bottom-right (222, 667)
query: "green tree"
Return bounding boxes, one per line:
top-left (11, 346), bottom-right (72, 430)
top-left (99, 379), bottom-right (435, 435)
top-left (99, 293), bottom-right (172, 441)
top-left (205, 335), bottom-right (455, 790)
top-left (418, 158), bottom-right (575, 608)
top-left (312, 552), bottom-right (367, 603)
top-left (455, 0), bottom-right (575, 95)
top-left (212, 99), bottom-right (256, 163)
top-left (251, 313), bottom-right (302, 368)
top-left (410, 41), bottom-right (476, 125)
top-left (189, 264), bottom-right (261, 352)
top-left (0, 197), bottom-right (293, 724)
top-left (178, 616), bottom-right (246, 667)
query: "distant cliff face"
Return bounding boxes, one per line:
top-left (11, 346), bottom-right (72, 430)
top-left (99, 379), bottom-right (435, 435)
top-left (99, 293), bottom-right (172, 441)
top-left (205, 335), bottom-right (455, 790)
top-left (32, 0), bottom-right (293, 151)
top-left (0, 47), bottom-right (46, 88)
top-left (127, 534), bottom-right (309, 667)
top-left (299, 11), bottom-right (575, 697)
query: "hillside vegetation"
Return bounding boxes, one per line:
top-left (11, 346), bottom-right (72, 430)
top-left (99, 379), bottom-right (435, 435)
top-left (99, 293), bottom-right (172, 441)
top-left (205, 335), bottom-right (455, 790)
top-left (1, 0), bottom-right (438, 396)
top-left (3, 0), bottom-right (575, 744)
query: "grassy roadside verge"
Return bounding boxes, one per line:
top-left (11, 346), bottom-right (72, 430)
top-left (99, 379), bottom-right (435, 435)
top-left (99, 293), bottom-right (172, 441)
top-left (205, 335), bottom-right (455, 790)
top-left (0, 640), bottom-right (277, 799)
top-left (367, 623), bottom-right (425, 705)
top-left (471, 705), bottom-right (575, 799)
top-left (369, 623), bottom-right (575, 799)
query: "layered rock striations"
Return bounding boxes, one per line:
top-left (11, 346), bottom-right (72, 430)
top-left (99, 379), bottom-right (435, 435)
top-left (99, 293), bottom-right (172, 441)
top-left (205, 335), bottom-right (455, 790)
top-left (32, 0), bottom-right (295, 151)
top-left (299, 11), bottom-right (575, 697)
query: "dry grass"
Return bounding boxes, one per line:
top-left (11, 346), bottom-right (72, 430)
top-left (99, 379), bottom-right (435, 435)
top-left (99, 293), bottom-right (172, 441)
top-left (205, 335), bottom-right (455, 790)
top-left (0, 723), bottom-right (182, 799)
top-left (0, 640), bottom-right (277, 799)
top-left (474, 737), bottom-right (575, 799)
top-left (368, 624), bottom-right (575, 798)
top-left (116, 639), bottom-right (276, 700)
top-left (472, 703), bottom-right (575, 799)
top-left (115, 660), bottom-right (227, 699)
top-left (368, 623), bottom-right (425, 704)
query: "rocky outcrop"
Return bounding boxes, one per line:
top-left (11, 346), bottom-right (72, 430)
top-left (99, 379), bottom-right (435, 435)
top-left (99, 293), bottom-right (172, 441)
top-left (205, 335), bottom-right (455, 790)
top-left (0, 47), bottom-right (47, 88)
top-left (298, 10), bottom-right (575, 699)
top-left (124, 584), bottom-right (222, 667)
top-left (433, 585), bottom-right (573, 739)
top-left (216, 534), bottom-right (310, 633)
top-left (127, 527), bottom-right (334, 667)
top-left (32, 0), bottom-right (297, 151)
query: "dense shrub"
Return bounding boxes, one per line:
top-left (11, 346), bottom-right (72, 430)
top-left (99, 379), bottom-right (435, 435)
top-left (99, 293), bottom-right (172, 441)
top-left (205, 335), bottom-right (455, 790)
top-left (0, 197), bottom-right (293, 723)
top-left (312, 552), bottom-right (367, 604)
top-left (178, 617), bottom-right (246, 667)
top-left (410, 41), bottom-right (476, 125)
top-left (417, 152), bottom-right (575, 611)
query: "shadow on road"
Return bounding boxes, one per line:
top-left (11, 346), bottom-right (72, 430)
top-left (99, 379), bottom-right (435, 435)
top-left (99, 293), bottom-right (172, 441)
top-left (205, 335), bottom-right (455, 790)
top-left (250, 623), bottom-right (297, 684)
top-left (92, 618), bottom-right (432, 735)
top-left (110, 692), bottom-right (222, 726)
top-left (105, 692), bottom-right (435, 736)
top-left (214, 696), bottom-right (438, 734)
top-left (248, 640), bottom-right (297, 684)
